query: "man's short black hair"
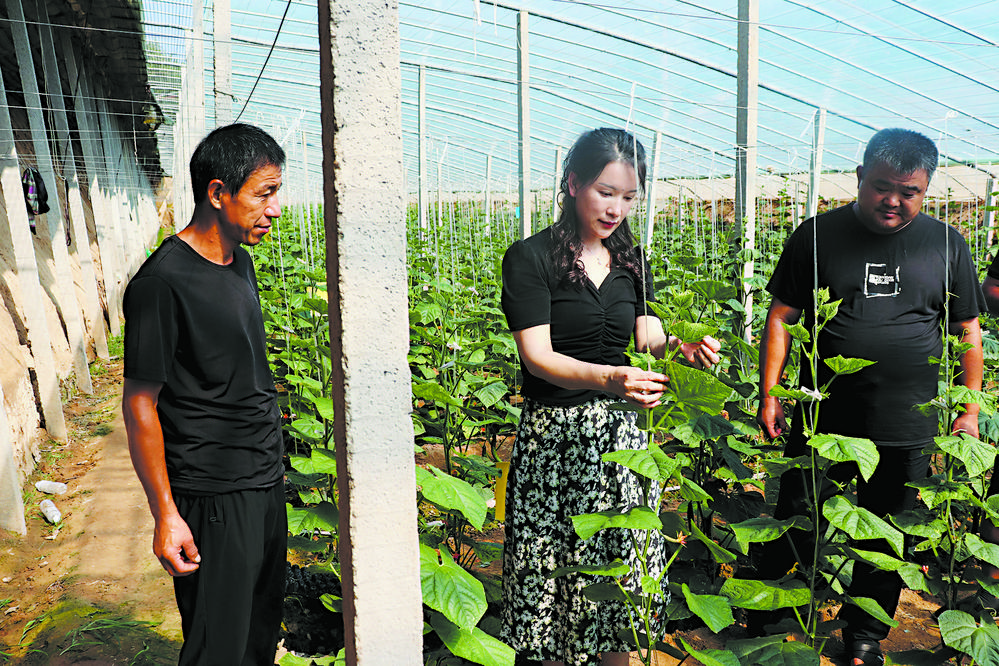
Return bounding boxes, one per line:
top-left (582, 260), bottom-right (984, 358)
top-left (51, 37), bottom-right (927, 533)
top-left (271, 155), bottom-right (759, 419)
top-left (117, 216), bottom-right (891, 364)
top-left (189, 123), bottom-right (286, 204)
top-left (862, 128), bottom-right (938, 183)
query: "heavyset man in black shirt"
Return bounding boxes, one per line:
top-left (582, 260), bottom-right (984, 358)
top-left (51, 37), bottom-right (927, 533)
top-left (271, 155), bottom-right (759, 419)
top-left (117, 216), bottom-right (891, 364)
top-left (122, 123), bottom-right (287, 665)
top-left (755, 128), bottom-right (985, 666)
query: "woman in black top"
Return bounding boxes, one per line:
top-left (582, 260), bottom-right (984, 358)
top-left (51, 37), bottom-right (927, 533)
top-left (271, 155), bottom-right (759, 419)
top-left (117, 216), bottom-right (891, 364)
top-left (500, 128), bottom-right (721, 666)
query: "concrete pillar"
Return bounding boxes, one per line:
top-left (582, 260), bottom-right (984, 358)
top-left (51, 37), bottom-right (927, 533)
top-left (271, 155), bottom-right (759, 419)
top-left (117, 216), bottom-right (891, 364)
top-left (805, 108), bottom-right (827, 223)
top-left (7, 0), bottom-right (93, 392)
top-left (60, 31), bottom-right (119, 345)
top-left (36, 2), bottom-right (107, 366)
top-left (319, 0), bottom-right (422, 663)
top-left (0, 58), bottom-right (68, 441)
top-left (214, 0), bottom-right (232, 125)
top-left (735, 0), bottom-right (759, 342)
top-left (517, 10), bottom-right (531, 239)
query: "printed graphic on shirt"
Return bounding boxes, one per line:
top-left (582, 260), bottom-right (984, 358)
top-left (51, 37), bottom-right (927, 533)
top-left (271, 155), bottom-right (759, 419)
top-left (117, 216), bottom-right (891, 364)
top-left (864, 262), bottom-right (900, 298)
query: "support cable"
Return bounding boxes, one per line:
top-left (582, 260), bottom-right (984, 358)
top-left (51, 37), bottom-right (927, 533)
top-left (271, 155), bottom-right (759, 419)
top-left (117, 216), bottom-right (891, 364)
top-left (234, 0), bottom-right (293, 123)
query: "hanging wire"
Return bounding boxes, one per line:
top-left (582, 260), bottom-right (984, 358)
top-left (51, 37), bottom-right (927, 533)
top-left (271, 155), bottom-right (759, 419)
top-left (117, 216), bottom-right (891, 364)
top-left (234, 0), bottom-right (294, 123)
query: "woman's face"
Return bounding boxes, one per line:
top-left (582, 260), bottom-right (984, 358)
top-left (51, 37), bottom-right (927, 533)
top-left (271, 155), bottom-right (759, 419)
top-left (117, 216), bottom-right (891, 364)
top-left (568, 160), bottom-right (638, 245)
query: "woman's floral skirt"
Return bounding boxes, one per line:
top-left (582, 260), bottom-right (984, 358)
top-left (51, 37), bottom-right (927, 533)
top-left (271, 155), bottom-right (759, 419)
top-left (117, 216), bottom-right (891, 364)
top-left (501, 397), bottom-right (670, 665)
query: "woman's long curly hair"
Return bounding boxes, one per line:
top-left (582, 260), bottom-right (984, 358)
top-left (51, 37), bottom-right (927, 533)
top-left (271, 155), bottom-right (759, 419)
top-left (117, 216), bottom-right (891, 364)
top-left (551, 128), bottom-right (647, 288)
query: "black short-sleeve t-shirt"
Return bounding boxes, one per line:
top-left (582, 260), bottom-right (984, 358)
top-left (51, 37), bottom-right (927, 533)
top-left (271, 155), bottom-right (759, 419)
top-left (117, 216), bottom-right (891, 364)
top-left (767, 204), bottom-right (985, 446)
top-left (123, 236), bottom-right (283, 494)
top-left (501, 227), bottom-right (657, 406)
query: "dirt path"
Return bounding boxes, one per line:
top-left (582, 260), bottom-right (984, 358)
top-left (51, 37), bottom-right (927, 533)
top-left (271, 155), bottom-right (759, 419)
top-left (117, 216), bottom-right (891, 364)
top-left (0, 359), bottom-right (181, 664)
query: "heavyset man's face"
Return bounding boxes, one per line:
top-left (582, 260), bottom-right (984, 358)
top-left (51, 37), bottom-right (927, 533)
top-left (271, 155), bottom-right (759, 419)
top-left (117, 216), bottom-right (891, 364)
top-left (854, 162), bottom-right (929, 235)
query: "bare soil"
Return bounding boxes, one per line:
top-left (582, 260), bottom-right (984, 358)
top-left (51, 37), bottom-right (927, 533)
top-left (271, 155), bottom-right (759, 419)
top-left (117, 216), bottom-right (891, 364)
top-left (0, 363), bottom-right (950, 665)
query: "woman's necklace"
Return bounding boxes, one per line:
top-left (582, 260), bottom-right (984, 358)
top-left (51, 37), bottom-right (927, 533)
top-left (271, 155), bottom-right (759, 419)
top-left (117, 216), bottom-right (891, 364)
top-left (581, 245), bottom-right (610, 268)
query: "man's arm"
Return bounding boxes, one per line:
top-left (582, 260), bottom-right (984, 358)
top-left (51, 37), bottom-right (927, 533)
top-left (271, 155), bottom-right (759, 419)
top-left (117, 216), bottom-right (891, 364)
top-left (949, 317), bottom-right (983, 439)
top-left (983, 276), bottom-right (999, 315)
top-left (756, 297), bottom-right (803, 440)
top-left (122, 378), bottom-right (201, 576)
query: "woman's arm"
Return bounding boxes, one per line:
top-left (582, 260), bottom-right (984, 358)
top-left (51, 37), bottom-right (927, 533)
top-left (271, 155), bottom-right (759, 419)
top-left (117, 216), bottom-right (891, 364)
top-left (514, 324), bottom-right (668, 408)
top-left (634, 315), bottom-right (721, 369)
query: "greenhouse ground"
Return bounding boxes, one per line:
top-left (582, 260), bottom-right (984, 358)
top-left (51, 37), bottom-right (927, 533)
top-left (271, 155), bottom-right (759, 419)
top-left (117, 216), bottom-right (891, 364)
top-left (0, 358), bottom-right (956, 665)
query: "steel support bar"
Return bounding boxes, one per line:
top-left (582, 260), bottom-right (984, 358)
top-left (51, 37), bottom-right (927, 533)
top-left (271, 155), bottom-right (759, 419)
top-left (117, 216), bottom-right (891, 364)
top-left (735, 0), bottom-right (759, 343)
top-left (517, 10), bottom-right (531, 239)
top-left (806, 108), bottom-right (827, 223)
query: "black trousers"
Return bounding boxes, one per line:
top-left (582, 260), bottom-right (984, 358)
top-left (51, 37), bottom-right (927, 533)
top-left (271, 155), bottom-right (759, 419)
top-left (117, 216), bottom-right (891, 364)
top-left (173, 482), bottom-right (287, 666)
top-left (757, 434), bottom-right (930, 643)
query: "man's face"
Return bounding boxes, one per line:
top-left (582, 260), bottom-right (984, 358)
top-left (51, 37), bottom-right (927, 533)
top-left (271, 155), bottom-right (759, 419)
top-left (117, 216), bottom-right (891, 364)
top-left (854, 162), bottom-right (929, 234)
top-left (216, 163), bottom-right (283, 246)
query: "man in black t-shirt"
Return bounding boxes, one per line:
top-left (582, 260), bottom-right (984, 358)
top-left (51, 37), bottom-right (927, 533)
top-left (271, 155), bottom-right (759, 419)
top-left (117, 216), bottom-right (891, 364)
top-left (122, 124), bottom-right (286, 665)
top-left (755, 129), bottom-right (984, 666)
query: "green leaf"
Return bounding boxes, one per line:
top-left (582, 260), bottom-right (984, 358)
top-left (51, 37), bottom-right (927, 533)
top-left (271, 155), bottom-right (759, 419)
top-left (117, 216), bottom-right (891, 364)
top-left (420, 545), bottom-right (487, 629)
top-left (728, 517), bottom-right (798, 553)
top-left (845, 547), bottom-right (906, 572)
top-left (782, 322), bottom-right (811, 343)
top-left (822, 496), bottom-right (903, 557)
top-left (719, 578), bottom-right (811, 611)
top-left (413, 381), bottom-right (463, 408)
top-left (679, 477), bottom-right (713, 504)
top-left (311, 396), bottom-right (336, 421)
top-left (663, 360), bottom-right (731, 418)
top-left (570, 506), bottom-right (662, 541)
top-left (287, 501), bottom-right (339, 534)
top-left (692, 414), bottom-right (737, 440)
top-left (769, 386), bottom-right (824, 402)
top-left (727, 636), bottom-right (821, 666)
top-left (677, 639), bottom-right (740, 666)
top-left (290, 416), bottom-right (325, 443)
top-left (290, 448), bottom-right (338, 475)
top-left (808, 434), bottom-right (879, 482)
top-left (890, 509), bottom-right (947, 538)
top-left (823, 355), bottom-right (877, 376)
top-left (428, 612), bottom-right (515, 666)
top-left (896, 562), bottom-right (932, 594)
top-left (939, 609), bottom-right (999, 666)
top-left (320, 593), bottom-right (342, 614)
top-left (909, 476), bottom-right (975, 509)
top-left (640, 575), bottom-right (662, 596)
top-left (963, 534), bottom-right (999, 569)
top-left (690, 279), bottom-right (737, 303)
top-left (671, 320), bottom-right (720, 344)
top-left (278, 652), bottom-right (341, 666)
top-left (602, 442), bottom-right (679, 482)
top-left (473, 380), bottom-right (508, 408)
top-left (935, 433), bottom-right (997, 478)
top-left (682, 584), bottom-right (735, 633)
top-left (847, 596), bottom-right (899, 628)
top-left (689, 520), bottom-right (736, 564)
top-left (551, 559), bottom-right (631, 579)
top-left (418, 466), bottom-right (488, 530)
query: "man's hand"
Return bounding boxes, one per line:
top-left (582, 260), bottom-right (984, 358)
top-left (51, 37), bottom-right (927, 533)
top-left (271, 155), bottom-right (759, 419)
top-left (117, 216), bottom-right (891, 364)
top-left (154, 512), bottom-right (201, 577)
top-left (757, 395), bottom-right (788, 440)
top-left (952, 410), bottom-right (980, 441)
